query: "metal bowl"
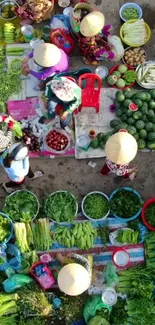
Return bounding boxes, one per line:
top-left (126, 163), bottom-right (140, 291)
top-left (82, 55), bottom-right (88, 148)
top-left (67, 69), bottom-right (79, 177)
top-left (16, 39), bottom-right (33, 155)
top-left (0, 0), bottom-right (19, 21)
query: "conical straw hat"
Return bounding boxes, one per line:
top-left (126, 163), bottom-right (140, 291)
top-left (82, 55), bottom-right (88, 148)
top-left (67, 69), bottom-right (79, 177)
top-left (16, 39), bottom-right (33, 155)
top-left (80, 11), bottom-right (105, 37)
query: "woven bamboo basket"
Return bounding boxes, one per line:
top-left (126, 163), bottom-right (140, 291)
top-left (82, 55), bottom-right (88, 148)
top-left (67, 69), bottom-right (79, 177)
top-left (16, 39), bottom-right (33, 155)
top-left (70, 2), bottom-right (94, 36)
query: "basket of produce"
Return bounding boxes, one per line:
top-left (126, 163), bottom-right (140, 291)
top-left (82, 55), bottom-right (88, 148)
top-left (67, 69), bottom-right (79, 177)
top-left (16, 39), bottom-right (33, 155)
top-left (81, 191), bottom-right (110, 221)
top-left (9, 58), bottom-right (22, 75)
top-left (136, 61), bottom-right (155, 89)
top-left (108, 64), bottom-right (136, 89)
top-left (120, 19), bottom-right (151, 47)
top-left (119, 3), bottom-right (142, 22)
top-left (44, 129), bottom-right (70, 154)
top-left (0, 212), bottom-right (13, 245)
top-left (110, 187), bottom-right (143, 221)
top-left (110, 89), bottom-right (155, 151)
top-left (4, 190), bottom-right (39, 222)
top-left (0, 0), bottom-right (19, 20)
top-left (27, 0), bottom-right (54, 23)
top-left (122, 47), bottom-right (147, 68)
top-left (44, 190), bottom-right (78, 223)
top-left (141, 198), bottom-right (155, 231)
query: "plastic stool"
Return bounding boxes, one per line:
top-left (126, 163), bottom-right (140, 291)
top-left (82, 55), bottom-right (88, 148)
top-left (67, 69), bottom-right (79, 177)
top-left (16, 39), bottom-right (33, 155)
top-left (78, 73), bottom-right (102, 113)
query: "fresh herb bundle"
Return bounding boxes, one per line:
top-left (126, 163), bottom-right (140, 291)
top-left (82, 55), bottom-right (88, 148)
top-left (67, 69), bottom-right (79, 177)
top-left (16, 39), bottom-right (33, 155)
top-left (84, 193), bottom-right (109, 219)
top-left (0, 214), bottom-right (11, 243)
top-left (110, 189), bottom-right (142, 218)
top-left (145, 203), bottom-right (155, 227)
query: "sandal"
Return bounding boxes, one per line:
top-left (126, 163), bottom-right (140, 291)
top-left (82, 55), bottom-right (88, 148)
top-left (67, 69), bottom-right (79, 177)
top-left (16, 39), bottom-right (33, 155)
top-left (1, 183), bottom-right (15, 194)
top-left (30, 171), bottom-right (44, 180)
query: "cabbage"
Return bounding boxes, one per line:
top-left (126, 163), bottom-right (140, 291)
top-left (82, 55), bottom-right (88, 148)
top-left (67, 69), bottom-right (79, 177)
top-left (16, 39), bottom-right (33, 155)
top-left (88, 316), bottom-right (110, 325)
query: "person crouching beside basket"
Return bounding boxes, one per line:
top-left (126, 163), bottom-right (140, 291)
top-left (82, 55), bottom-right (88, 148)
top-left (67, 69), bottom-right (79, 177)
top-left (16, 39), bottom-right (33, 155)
top-left (22, 43), bottom-right (69, 85)
top-left (78, 11), bottom-right (115, 65)
top-left (100, 131), bottom-right (138, 180)
top-left (0, 142), bottom-right (43, 193)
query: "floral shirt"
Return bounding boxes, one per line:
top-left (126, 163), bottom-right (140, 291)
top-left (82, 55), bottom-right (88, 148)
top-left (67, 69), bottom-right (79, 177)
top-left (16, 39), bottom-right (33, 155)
top-left (106, 158), bottom-right (132, 176)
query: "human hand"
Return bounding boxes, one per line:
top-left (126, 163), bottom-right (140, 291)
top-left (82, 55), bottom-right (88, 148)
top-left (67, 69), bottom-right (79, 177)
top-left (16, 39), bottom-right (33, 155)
top-left (61, 111), bottom-right (69, 121)
top-left (22, 65), bottom-right (30, 75)
top-left (22, 57), bottom-right (29, 66)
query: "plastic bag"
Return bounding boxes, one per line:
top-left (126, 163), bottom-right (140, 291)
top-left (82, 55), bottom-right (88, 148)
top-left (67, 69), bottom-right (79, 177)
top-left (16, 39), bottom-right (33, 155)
top-left (88, 316), bottom-right (110, 325)
top-left (83, 296), bottom-right (111, 324)
top-left (50, 15), bottom-right (70, 31)
top-left (0, 244), bottom-right (21, 272)
top-left (3, 274), bottom-right (33, 292)
top-left (103, 262), bottom-right (119, 287)
top-left (108, 35), bottom-right (124, 61)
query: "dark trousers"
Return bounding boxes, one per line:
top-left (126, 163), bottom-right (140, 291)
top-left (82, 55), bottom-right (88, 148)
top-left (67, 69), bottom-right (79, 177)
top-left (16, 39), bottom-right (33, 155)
top-left (6, 167), bottom-right (34, 188)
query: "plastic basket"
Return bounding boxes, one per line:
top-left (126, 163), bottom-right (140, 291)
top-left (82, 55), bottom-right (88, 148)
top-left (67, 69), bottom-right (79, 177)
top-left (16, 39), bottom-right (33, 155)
top-left (44, 190), bottom-right (78, 223)
top-left (50, 28), bottom-right (75, 55)
top-left (5, 190), bottom-right (40, 222)
top-left (109, 64), bottom-right (135, 89)
top-left (119, 3), bottom-right (142, 22)
top-left (81, 191), bottom-right (110, 221)
top-left (120, 19), bottom-right (151, 47)
top-left (0, 212), bottom-right (13, 245)
top-left (141, 198), bottom-right (155, 231)
top-left (110, 187), bottom-right (143, 222)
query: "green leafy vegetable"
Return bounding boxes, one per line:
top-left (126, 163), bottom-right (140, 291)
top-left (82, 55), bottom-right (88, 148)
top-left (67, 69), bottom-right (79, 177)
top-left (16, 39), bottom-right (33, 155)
top-left (97, 225), bottom-right (110, 247)
top-left (0, 315), bottom-right (17, 325)
top-left (4, 191), bottom-right (38, 222)
top-left (110, 189), bottom-right (142, 218)
top-left (0, 214), bottom-right (11, 243)
top-left (18, 251), bottom-right (39, 274)
top-left (117, 229), bottom-right (139, 244)
top-left (19, 316), bottom-right (46, 325)
top-left (125, 297), bottom-right (155, 325)
top-left (0, 71), bottom-right (21, 108)
top-left (31, 219), bottom-right (53, 251)
top-left (84, 193), bottom-right (109, 219)
top-left (17, 283), bottom-right (52, 316)
top-left (110, 297), bottom-right (127, 325)
top-left (0, 293), bottom-right (18, 317)
top-left (145, 202), bottom-right (155, 227)
top-left (117, 266), bottom-right (155, 299)
top-left (45, 191), bottom-right (77, 222)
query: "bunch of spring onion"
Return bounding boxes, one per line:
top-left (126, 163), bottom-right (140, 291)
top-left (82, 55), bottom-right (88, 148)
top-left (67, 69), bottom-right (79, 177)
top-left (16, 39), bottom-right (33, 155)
top-left (123, 19), bottom-right (147, 45)
top-left (0, 293), bottom-right (18, 317)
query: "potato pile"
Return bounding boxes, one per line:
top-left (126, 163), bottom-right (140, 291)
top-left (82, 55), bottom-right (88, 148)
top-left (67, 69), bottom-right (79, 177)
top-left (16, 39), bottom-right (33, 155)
top-left (124, 47), bottom-right (146, 67)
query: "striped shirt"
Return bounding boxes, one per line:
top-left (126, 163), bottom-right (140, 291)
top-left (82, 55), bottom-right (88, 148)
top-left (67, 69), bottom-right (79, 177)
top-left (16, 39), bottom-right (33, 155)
top-left (0, 130), bottom-right (12, 153)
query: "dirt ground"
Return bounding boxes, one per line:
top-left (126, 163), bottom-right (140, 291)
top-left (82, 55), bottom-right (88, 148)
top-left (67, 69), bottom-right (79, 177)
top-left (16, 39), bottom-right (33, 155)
top-left (0, 0), bottom-right (155, 204)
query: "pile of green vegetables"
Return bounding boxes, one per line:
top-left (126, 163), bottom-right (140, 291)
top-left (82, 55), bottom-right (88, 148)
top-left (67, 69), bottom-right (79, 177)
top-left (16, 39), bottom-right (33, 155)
top-left (144, 232), bottom-right (155, 267)
top-left (110, 189), bottom-right (142, 218)
top-left (45, 191), bottom-right (77, 222)
top-left (110, 89), bottom-right (155, 150)
top-left (83, 193), bottom-right (109, 219)
top-left (0, 214), bottom-right (12, 243)
top-left (4, 191), bottom-right (38, 222)
top-left (144, 202), bottom-right (155, 227)
top-left (117, 228), bottom-right (139, 244)
top-left (0, 293), bottom-right (18, 325)
top-left (14, 219), bottom-right (53, 253)
top-left (121, 6), bottom-right (140, 21)
top-left (54, 222), bottom-right (97, 250)
top-left (0, 71), bottom-right (21, 109)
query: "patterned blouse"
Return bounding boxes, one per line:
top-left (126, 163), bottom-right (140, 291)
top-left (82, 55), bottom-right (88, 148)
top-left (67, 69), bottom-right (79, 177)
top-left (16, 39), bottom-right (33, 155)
top-left (106, 158), bottom-right (132, 176)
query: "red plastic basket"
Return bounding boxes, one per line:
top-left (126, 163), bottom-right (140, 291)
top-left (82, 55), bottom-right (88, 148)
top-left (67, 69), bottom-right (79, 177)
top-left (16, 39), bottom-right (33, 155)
top-left (50, 28), bottom-right (75, 56)
top-left (141, 198), bottom-right (155, 231)
top-left (109, 64), bottom-right (135, 90)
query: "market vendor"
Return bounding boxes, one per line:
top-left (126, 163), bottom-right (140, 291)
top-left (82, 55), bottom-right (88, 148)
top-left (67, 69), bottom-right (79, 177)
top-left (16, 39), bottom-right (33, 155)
top-left (100, 131), bottom-right (138, 180)
top-left (45, 77), bottom-right (81, 129)
top-left (22, 43), bottom-right (69, 82)
top-left (57, 253), bottom-right (92, 296)
top-left (78, 11), bottom-right (115, 65)
top-left (0, 115), bottom-right (14, 154)
top-left (0, 142), bottom-right (43, 193)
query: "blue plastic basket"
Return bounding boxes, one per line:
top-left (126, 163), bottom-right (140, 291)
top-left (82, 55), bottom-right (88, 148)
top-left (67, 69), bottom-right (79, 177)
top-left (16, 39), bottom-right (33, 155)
top-left (110, 187), bottom-right (143, 222)
top-left (0, 212), bottom-right (13, 246)
top-left (119, 3), bottom-right (143, 22)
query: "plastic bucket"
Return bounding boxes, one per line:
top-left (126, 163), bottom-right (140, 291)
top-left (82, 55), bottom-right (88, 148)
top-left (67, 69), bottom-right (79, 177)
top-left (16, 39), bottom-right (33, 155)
top-left (119, 3), bottom-right (142, 22)
top-left (141, 198), bottom-right (155, 231)
top-left (110, 187), bottom-right (143, 222)
top-left (81, 191), bottom-right (110, 221)
top-left (44, 190), bottom-right (78, 224)
top-left (5, 190), bottom-right (40, 222)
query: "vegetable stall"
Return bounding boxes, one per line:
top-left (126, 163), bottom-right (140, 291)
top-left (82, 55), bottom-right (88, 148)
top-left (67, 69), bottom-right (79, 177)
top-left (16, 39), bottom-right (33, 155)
top-left (1, 185), bottom-right (155, 325)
